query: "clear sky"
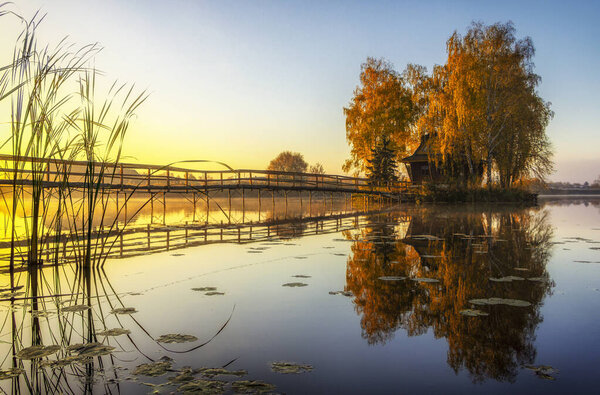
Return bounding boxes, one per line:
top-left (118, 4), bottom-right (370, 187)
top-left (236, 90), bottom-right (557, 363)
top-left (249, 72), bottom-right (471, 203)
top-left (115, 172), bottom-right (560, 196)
top-left (1, 0), bottom-right (599, 182)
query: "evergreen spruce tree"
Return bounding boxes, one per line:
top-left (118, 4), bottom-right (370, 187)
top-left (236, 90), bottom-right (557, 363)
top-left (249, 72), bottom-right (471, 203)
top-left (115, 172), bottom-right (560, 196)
top-left (366, 136), bottom-right (399, 186)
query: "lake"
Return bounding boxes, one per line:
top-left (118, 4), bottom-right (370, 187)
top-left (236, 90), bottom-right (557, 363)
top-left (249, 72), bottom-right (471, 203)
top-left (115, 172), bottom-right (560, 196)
top-left (1, 196), bottom-right (599, 394)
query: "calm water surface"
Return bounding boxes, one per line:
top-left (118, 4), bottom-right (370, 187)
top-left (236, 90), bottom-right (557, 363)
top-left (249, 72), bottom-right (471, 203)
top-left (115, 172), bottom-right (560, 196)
top-left (1, 198), bottom-right (599, 394)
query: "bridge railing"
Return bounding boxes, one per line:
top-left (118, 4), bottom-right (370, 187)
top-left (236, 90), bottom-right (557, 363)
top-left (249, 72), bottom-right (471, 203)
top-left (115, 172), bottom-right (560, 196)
top-left (0, 154), bottom-right (410, 194)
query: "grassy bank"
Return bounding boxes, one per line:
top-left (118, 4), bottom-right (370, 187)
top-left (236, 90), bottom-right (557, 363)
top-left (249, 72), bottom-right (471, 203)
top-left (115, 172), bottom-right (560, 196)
top-left (415, 185), bottom-right (538, 204)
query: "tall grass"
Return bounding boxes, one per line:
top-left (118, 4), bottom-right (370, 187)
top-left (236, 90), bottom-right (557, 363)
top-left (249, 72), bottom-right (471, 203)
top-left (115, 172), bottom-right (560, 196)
top-left (1, 7), bottom-right (147, 270)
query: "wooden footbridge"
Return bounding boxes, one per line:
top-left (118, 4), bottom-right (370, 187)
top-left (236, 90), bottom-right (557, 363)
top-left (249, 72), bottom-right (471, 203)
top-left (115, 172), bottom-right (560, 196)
top-left (0, 154), bottom-right (413, 201)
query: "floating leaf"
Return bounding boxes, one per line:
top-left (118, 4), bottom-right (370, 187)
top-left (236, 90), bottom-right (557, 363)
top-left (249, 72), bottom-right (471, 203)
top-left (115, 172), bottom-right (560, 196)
top-left (62, 304), bottom-right (90, 312)
top-left (378, 276), bottom-right (406, 281)
top-left (134, 361), bottom-right (172, 377)
top-left (271, 361), bottom-right (313, 374)
top-left (292, 275), bottom-right (311, 278)
top-left (232, 380), bottom-right (276, 393)
top-left (294, 256), bottom-right (308, 259)
top-left (527, 277), bottom-right (547, 282)
top-left (16, 345), bottom-right (60, 360)
top-left (525, 365), bottom-right (559, 380)
top-left (192, 287), bottom-right (217, 292)
top-left (41, 355), bottom-right (91, 368)
top-left (168, 368), bottom-right (195, 383)
top-left (156, 334), bottom-right (198, 344)
top-left (97, 328), bottom-right (131, 337)
top-left (469, 298), bottom-right (531, 307)
top-left (30, 310), bottom-right (53, 318)
top-left (247, 250), bottom-right (263, 254)
top-left (0, 368), bottom-right (23, 380)
top-left (329, 291), bottom-right (353, 297)
top-left (489, 276), bottom-right (524, 282)
top-left (460, 309), bottom-right (489, 317)
top-left (524, 364), bottom-right (559, 375)
top-left (205, 291), bottom-right (225, 296)
top-left (111, 307), bottom-right (137, 315)
top-left (333, 253), bottom-right (346, 256)
top-left (411, 277), bottom-right (440, 283)
top-left (179, 379), bottom-right (226, 393)
top-left (68, 342), bottom-right (115, 357)
top-left (282, 282), bottom-right (308, 287)
top-left (198, 367), bottom-right (247, 378)
top-left (0, 291), bottom-right (25, 298)
top-left (0, 285), bottom-right (23, 293)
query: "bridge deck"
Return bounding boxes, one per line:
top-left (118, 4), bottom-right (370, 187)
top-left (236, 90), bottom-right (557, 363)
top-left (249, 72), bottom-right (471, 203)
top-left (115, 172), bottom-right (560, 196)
top-left (0, 154), bottom-right (413, 199)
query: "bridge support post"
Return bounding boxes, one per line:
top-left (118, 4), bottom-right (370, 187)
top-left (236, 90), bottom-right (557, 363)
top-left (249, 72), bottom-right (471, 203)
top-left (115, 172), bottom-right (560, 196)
top-left (242, 188), bottom-right (245, 223)
top-left (192, 193), bottom-right (197, 222)
top-left (228, 189), bottom-right (231, 224)
top-left (150, 194), bottom-right (154, 224)
top-left (163, 192), bottom-right (167, 225)
top-left (258, 189), bottom-right (261, 221)
top-left (206, 192), bottom-right (210, 224)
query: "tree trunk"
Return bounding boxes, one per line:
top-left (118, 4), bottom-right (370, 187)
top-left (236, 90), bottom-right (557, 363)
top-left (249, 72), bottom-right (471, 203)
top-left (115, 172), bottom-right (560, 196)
top-left (486, 152), bottom-right (493, 188)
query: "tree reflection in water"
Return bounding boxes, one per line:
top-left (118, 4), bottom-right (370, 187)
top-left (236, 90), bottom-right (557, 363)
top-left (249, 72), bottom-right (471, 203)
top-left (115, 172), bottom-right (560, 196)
top-left (344, 206), bottom-right (554, 383)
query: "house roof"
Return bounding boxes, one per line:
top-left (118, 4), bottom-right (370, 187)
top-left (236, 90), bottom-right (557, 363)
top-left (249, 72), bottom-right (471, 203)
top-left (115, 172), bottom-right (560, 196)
top-left (402, 134), bottom-right (432, 163)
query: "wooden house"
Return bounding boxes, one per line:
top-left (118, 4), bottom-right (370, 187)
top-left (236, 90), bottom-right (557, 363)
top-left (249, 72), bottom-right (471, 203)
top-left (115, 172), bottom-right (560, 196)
top-left (401, 134), bottom-right (440, 185)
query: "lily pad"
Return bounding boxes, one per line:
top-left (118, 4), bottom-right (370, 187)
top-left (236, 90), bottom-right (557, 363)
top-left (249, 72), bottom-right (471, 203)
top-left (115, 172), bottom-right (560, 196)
top-left (271, 361), bottom-right (313, 374)
top-left (0, 368), bottom-right (24, 380)
top-left (205, 291), bottom-right (225, 296)
top-left (460, 309), bottom-right (489, 317)
top-left (232, 380), bottom-right (276, 393)
top-left (329, 291), bottom-right (353, 297)
top-left (469, 298), bottom-right (531, 307)
top-left (282, 282), bottom-right (308, 287)
top-left (156, 334), bottom-right (198, 344)
top-left (97, 328), bottom-right (131, 337)
top-left (292, 275), bottom-right (311, 278)
top-left (68, 342), bottom-right (115, 357)
top-left (411, 277), bottom-right (440, 283)
top-left (525, 365), bottom-right (559, 380)
top-left (41, 355), bottom-right (91, 368)
top-left (378, 276), bottom-right (406, 281)
top-left (192, 287), bottom-right (217, 292)
top-left (16, 345), bottom-right (61, 360)
top-left (179, 379), bottom-right (226, 393)
top-left (133, 361), bottom-right (172, 377)
top-left (198, 367), bottom-right (247, 378)
top-left (62, 305), bottom-right (90, 312)
top-left (0, 291), bottom-right (25, 299)
top-left (527, 277), bottom-right (547, 282)
top-left (168, 368), bottom-right (195, 383)
top-left (294, 256), bottom-right (308, 259)
top-left (247, 250), bottom-right (263, 254)
top-left (30, 310), bottom-right (53, 318)
top-left (489, 276), bottom-right (525, 282)
top-left (111, 307), bottom-right (137, 315)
